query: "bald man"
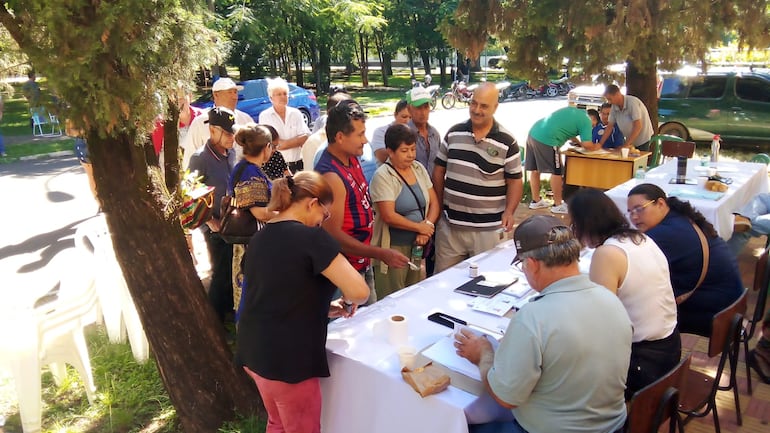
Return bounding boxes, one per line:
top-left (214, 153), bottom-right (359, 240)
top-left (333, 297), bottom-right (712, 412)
top-left (432, 82), bottom-right (524, 272)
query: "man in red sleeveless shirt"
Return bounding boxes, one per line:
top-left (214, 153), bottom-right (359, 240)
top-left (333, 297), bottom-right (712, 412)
top-left (317, 100), bottom-right (409, 304)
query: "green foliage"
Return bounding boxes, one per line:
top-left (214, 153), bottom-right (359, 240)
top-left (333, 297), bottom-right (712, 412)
top-left (2, 1), bottom-right (219, 139)
top-left (449, 0), bottom-right (770, 84)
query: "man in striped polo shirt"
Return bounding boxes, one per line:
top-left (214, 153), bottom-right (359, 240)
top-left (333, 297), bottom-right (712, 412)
top-left (318, 100), bottom-right (409, 304)
top-left (432, 82), bottom-right (524, 273)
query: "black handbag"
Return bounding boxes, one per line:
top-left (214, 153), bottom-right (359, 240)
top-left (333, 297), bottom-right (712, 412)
top-left (219, 163), bottom-right (265, 244)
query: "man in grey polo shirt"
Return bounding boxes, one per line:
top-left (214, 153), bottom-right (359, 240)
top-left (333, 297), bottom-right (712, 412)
top-left (455, 215), bottom-right (632, 433)
top-left (599, 84), bottom-right (654, 151)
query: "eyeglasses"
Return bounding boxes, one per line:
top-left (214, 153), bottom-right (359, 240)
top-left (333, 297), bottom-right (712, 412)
top-left (512, 258), bottom-right (525, 272)
top-left (628, 200), bottom-right (655, 217)
top-left (319, 202), bottom-right (331, 221)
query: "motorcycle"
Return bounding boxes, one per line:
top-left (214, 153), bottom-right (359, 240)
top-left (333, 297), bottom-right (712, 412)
top-left (500, 80), bottom-right (536, 101)
top-left (441, 80), bottom-right (478, 109)
top-left (551, 77), bottom-right (575, 96)
top-left (534, 82), bottom-right (560, 97)
top-left (411, 74), bottom-right (441, 110)
top-left (495, 80), bottom-right (511, 102)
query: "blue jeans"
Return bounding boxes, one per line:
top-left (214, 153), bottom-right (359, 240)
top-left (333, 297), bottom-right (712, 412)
top-left (469, 418), bottom-right (529, 433)
top-left (727, 193), bottom-right (770, 254)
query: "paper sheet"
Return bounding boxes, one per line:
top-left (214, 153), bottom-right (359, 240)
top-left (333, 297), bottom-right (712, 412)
top-left (422, 335), bottom-right (481, 381)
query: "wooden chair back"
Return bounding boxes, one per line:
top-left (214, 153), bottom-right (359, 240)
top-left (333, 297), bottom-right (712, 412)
top-left (709, 290), bottom-right (747, 357)
top-left (661, 141), bottom-right (696, 159)
top-left (626, 354), bottom-right (691, 433)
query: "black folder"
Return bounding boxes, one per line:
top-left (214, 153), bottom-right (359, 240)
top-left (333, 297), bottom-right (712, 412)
top-left (453, 276), bottom-right (517, 298)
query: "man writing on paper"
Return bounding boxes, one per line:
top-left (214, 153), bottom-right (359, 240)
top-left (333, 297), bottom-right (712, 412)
top-left (455, 215), bottom-right (632, 433)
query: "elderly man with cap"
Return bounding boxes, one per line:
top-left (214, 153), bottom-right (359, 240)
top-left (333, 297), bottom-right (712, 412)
top-left (455, 215), bottom-right (632, 433)
top-left (188, 107), bottom-right (238, 324)
top-left (182, 77), bottom-right (254, 169)
top-left (406, 87), bottom-right (441, 174)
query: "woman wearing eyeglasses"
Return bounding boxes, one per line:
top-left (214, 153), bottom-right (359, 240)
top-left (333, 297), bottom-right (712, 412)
top-left (627, 183), bottom-right (743, 338)
top-left (569, 188), bottom-right (680, 399)
top-left (236, 171), bottom-right (369, 433)
top-left (370, 124), bottom-right (439, 298)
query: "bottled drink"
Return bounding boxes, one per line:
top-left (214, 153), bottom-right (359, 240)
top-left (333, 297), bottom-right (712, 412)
top-left (700, 154), bottom-right (709, 167)
top-left (710, 135), bottom-right (720, 163)
top-left (635, 168), bottom-right (646, 180)
top-left (410, 244), bottom-right (424, 267)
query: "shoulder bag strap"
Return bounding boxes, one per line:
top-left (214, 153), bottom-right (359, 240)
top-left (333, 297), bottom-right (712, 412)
top-left (675, 221), bottom-right (710, 304)
top-left (385, 162), bottom-right (425, 220)
top-left (229, 161), bottom-right (251, 206)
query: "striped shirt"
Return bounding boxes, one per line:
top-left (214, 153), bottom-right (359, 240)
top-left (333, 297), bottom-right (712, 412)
top-left (316, 149), bottom-right (374, 270)
top-left (435, 120), bottom-right (522, 229)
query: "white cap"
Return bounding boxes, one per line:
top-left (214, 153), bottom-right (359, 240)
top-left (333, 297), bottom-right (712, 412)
top-left (212, 77), bottom-right (243, 92)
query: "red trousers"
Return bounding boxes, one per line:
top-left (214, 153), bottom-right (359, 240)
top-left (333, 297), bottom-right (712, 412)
top-left (243, 366), bottom-right (322, 433)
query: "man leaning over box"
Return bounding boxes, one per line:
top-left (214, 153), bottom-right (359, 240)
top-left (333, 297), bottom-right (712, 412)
top-left (455, 215), bottom-right (632, 433)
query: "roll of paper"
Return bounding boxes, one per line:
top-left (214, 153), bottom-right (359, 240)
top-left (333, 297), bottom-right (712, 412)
top-left (388, 314), bottom-right (409, 346)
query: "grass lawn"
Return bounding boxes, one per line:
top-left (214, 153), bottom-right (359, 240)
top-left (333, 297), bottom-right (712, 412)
top-left (0, 326), bottom-right (265, 433)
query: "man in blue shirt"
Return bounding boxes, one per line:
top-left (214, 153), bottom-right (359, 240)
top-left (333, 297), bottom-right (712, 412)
top-left (189, 107), bottom-right (237, 323)
top-left (593, 103), bottom-right (624, 149)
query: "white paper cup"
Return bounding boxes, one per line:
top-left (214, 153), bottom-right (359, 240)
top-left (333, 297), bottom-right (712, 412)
top-left (697, 176), bottom-right (708, 189)
top-left (398, 345), bottom-right (417, 370)
top-left (707, 167), bottom-right (717, 177)
top-left (388, 314), bottom-right (409, 346)
top-left (620, 147), bottom-right (630, 158)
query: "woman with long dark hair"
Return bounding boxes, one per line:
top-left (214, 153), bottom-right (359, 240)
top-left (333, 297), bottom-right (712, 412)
top-left (569, 188), bottom-right (680, 399)
top-left (236, 171), bottom-right (369, 433)
top-left (627, 183), bottom-right (744, 337)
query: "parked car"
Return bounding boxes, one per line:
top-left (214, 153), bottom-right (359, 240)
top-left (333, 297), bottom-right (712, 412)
top-left (658, 70), bottom-right (770, 142)
top-left (567, 83), bottom-right (625, 110)
top-left (192, 78), bottom-right (321, 127)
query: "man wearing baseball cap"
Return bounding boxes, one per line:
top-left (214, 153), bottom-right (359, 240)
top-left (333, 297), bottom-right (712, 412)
top-left (406, 87), bottom-right (441, 175)
top-left (455, 215), bottom-right (632, 433)
top-left (182, 77), bottom-right (254, 169)
top-left (188, 107), bottom-right (238, 324)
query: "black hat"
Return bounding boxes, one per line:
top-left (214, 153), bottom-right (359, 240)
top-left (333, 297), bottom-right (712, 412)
top-left (512, 215), bottom-right (569, 264)
top-left (206, 107), bottom-right (236, 134)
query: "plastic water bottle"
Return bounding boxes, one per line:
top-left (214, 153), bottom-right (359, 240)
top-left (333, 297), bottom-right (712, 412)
top-left (700, 154), bottom-right (709, 167)
top-left (710, 135), bottom-right (720, 163)
top-left (635, 167), bottom-right (646, 180)
top-left (410, 244), bottom-right (424, 267)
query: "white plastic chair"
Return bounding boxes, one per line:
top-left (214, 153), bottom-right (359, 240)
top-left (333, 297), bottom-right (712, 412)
top-left (0, 249), bottom-right (98, 433)
top-left (74, 215), bottom-right (149, 363)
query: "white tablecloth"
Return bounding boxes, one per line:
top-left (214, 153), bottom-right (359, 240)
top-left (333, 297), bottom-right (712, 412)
top-left (605, 159), bottom-right (769, 239)
top-left (321, 242), bottom-right (526, 433)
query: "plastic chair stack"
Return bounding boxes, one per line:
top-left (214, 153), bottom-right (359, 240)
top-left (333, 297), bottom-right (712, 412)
top-left (74, 215), bottom-right (149, 363)
top-left (0, 249), bottom-right (98, 433)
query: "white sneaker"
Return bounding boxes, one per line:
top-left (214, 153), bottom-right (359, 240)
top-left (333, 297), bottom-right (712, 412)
top-left (550, 202), bottom-right (569, 214)
top-left (529, 199), bottom-right (552, 210)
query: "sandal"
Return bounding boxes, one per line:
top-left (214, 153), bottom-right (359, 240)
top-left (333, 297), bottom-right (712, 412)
top-left (749, 350), bottom-right (770, 384)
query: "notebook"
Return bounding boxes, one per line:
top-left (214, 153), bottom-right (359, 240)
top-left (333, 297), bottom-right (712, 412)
top-left (454, 275), bottom-right (519, 298)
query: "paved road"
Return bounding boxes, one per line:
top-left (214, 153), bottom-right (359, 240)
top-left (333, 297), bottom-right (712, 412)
top-left (0, 97), bottom-right (568, 303)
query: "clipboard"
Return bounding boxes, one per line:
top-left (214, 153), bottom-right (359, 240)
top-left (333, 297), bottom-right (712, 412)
top-left (453, 276), bottom-right (517, 298)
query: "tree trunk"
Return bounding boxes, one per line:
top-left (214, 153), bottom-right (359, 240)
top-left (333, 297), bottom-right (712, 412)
top-left (88, 130), bottom-right (264, 431)
top-left (359, 32), bottom-right (369, 87)
top-left (383, 52), bottom-right (393, 78)
top-left (374, 33), bottom-right (388, 87)
top-left (407, 50), bottom-right (416, 80)
top-left (625, 57), bottom-right (659, 134)
top-left (419, 50), bottom-right (431, 76)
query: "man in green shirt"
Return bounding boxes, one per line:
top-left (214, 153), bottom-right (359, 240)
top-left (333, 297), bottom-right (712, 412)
top-left (525, 107), bottom-right (593, 214)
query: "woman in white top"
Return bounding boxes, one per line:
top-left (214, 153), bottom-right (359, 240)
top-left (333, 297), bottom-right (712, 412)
top-left (569, 188), bottom-right (680, 400)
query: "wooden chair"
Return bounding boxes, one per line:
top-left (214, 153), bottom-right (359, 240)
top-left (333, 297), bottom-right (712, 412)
top-left (648, 134), bottom-right (684, 168)
top-left (660, 140), bottom-right (695, 161)
top-left (625, 354), bottom-right (691, 433)
top-left (743, 247), bottom-right (770, 394)
top-left (678, 290), bottom-right (747, 433)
